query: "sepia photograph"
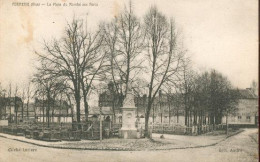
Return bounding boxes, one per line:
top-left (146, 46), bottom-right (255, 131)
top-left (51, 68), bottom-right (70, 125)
top-left (0, 0), bottom-right (258, 161)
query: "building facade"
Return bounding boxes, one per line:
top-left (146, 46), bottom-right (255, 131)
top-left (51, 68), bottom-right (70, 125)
top-left (222, 88), bottom-right (258, 126)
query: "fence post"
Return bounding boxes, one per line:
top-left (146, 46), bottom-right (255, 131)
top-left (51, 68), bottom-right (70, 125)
top-left (162, 124), bottom-right (164, 134)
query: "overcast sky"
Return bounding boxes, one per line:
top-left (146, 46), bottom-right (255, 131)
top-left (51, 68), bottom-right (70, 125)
top-left (0, 0), bottom-right (258, 89)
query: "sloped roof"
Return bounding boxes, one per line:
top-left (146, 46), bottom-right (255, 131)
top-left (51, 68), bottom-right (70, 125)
top-left (0, 97), bottom-right (23, 106)
top-left (34, 98), bottom-right (70, 109)
top-left (238, 89), bottom-right (258, 99)
top-left (89, 106), bottom-right (114, 115)
top-left (17, 103), bottom-right (35, 112)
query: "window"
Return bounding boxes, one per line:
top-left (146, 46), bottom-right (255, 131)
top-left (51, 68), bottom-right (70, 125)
top-left (246, 116), bottom-right (251, 122)
top-left (238, 116), bottom-right (242, 120)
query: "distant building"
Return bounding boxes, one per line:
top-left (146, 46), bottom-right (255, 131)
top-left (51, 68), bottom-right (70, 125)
top-left (98, 83), bottom-right (259, 127)
top-left (87, 106), bottom-right (114, 122)
top-left (16, 103), bottom-right (36, 121)
top-left (222, 88), bottom-right (258, 126)
top-left (98, 82), bottom-right (124, 123)
top-left (99, 84), bottom-right (186, 125)
top-left (0, 97), bottom-right (23, 122)
top-left (34, 98), bottom-right (73, 123)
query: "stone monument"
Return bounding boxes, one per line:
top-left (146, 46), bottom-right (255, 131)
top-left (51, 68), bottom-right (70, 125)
top-left (119, 88), bottom-right (138, 139)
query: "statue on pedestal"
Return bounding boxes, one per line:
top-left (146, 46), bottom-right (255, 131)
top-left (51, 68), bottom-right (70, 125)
top-left (119, 86), bottom-right (138, 139)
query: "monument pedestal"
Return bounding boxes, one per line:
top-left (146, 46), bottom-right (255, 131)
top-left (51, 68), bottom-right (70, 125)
top-left (119, 89), bottom-right (138, 139)
top-left (119, 129), bottom-right (137, 139)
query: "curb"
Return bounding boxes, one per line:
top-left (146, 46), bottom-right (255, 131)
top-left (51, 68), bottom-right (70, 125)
top-left (0, 130), bottom-right (244, 151)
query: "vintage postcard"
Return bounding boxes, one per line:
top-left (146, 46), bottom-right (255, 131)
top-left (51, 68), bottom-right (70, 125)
top-left (0, 0), bottom-right (258, 161)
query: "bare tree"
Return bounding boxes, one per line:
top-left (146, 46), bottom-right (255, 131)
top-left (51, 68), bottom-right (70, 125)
top-left (26, 81), bottom-right (32, 119)
top-left (0, 82), bottom-right (6, 119)
top-left (0, 82), bottom-right (5, 97)
top-left (14, 84), bottom-right (19, 124)
top-left (143, 6), bottom-right (184, 137)
top-left (33, 82), bottom-right (46, 122)
top-left (177, 59), bottom-right (196, 126)
top-left (222, 88), bottom-right (239, 135)
top-left (21, 85), bottom-right (26, 121)
top-left (36, 17), bottom-right (107, 123)
top-left (32, 72), bottom-right (61, 127)
top-left (102, 1), bottom-right (144, 102)
top-left (8, 83), bottom-right (12, 122)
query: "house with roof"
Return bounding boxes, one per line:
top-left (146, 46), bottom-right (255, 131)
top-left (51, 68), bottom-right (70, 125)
top-left (85, 106), bottom-right (114, 122)
top-left (16, 103), bottom-right (36, 122)
top-left (34, 98), bottom-right (73, 123)
top-left (134, 91), bottom-right (186, 125)
top-left (222, 88), bottom-right (258, 126)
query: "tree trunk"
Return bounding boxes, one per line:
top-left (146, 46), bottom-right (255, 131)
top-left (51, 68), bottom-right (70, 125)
top-left (226, 115), bottom-right (228, 135)
top-left (177, 109), bottom-right (179, 123)
top-left (185, 109), bottom-right (188, 126)
top-left (15, 97), bottom-right (17, 124)
top-left (189, 110), bottom-right (192, 126)
top-left (75, 96), bottom-right (81, 123)
top-left (47, 92), bottom-right (50, 128)
top-left (186, 111), bottom-right (189, 126)
top-left (112, 94), bottom-right (116, 124)
top-left (26, 102), bottom-right (29, 119)
top-left (4, 101), bottom-right (6, 120)
top-left (152, 103), bottom-right (154, 123)
top-left (21, 102), bottom-right (24, 120)
top-left (34, 106), bottom-right (36, 121)
top-left (84, 102), bottom-right (89, 122)
top-left (144, 102), bottom-right (152, 138)
top-left (9, 105), bottom-right (11, 122)
top-left (43, 106), bottom-right (45, 123)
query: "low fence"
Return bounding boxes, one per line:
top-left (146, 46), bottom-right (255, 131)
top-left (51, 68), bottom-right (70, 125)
top-left (145, 123), bottom-right (225, 135)
top-left (0, 121), bottom-right (116, 141)
top-left (0, 122), bottom-right (227, 140)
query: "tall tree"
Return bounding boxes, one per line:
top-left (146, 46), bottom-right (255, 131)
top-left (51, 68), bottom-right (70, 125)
top-left (177, 58), bottom-right (196, 126)
top-left (32, 72), bottom-right (62, 127)
top-left (8, 83), bottom-right (12, 122)
top-left (26, 81), bottom-right (32, 119)
top-left (222, 88), bottom-right (239, 135)
top-left (21, 85), bottom-right (26, 120)
top-left (103, 1), bottom-right (144, 101)
top-left (102, 2), bottom-right (144, 122)
top-left (143, 6), bottom-right (184, 137)
top-left (14, 84), bottom-right (19, 124)
top-left (36, 17), bottom-right (107, 123)
top-left (0, 83), bottom-right (6, 119)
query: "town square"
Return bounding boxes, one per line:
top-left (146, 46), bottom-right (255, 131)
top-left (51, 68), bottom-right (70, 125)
top-left (0, 0), bottom-right (258, 161)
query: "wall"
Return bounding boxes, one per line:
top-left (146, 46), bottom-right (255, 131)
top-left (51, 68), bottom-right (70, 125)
top-left (222, 99), bottom-right (258, 125)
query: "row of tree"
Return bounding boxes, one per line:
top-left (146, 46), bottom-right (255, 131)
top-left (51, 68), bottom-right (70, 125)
top-left (0, 82), bottom-right (32, 124)
top-left (0, 2), bottom-right (254, 137)
top-left (171, 69), bottom-right (240, 128)
top-left (34, 2), bottom-right (185, 138)
top-left (0, 80), bottom-right (73, 127)
top-left (33, 2), bottom-right (244, 137)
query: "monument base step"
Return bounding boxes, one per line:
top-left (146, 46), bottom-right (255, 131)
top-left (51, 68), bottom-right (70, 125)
top-left (119, 129), bottom-right (138, 139)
